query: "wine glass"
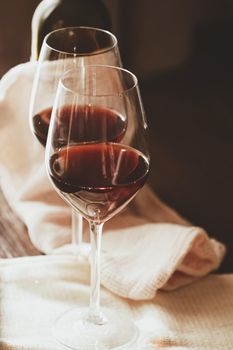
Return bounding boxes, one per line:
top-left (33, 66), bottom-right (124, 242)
top-left (45, 65), bottom-right (150, 349)
top-left (29, 26), bottom-right (122, 251)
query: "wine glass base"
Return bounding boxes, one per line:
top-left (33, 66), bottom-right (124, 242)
top-left (53, 306), bottom-right (138, 350)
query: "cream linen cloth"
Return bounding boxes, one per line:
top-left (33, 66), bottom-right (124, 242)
top-left (1, 255), bottom-right (233, 350)
top-left (0, 62), bottom-right (226, 301)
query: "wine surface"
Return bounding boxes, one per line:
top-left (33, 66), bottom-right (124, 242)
top-left (49, 143), bottom-right (149, 222)
top-left (33, 105), bottom-right (126, 147)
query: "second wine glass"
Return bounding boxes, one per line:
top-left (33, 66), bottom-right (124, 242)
top-left (29, 26), bottom-right (122, 251)
top-left (45, 65), bottom-right (150, 349)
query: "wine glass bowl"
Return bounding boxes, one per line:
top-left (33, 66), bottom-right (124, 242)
top-left (45, 65), bottom-right (150, 349)
top-left (47, 65), bottom-right (149, 224)
top-left (29, 26), bottom-right (121, 147)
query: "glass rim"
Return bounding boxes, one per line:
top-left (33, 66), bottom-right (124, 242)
top-left (60, 65), bottom-right (138, 97)
top-left (43, 26), bottom-right (118, 56)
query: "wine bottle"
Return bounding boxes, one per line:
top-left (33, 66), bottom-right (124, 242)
top-left (31, 0), bottom-right (112, 60)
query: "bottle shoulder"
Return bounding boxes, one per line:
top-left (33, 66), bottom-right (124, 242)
top-left (32, 0), bottom-right (111, 30)
top-left (31, 0), bottom-right (112, 60)
top-left (32, 0), bottom-right (60, 30)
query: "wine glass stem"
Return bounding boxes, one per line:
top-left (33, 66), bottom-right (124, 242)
top-left (88, 221), bottom-right (105, 324)
top-left (71, 209), bottom-right (83, 246)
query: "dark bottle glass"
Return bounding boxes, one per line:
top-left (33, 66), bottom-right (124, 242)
top-left (31, 0), bottom-right (112, 60)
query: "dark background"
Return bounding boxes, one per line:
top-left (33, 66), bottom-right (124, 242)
top-left (0, 0), bottom-right (233, 271)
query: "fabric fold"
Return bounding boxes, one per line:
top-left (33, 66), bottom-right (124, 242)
top-left (1, 256), bottom-right (233, 350)
top-left (0, 62), bottom-right (226, 301)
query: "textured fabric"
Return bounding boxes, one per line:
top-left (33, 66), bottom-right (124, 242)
top-left (1, 256), bottom-right (233, 350)
top-left (0, 62), bottom-right (226, 301)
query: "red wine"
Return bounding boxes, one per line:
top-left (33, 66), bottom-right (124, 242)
top-left (49, 143), bottom-right (149, 222)
top-left (33, 107), bottom-right (51, 146)
top-left (33, 105), bottom-right (126, 147)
